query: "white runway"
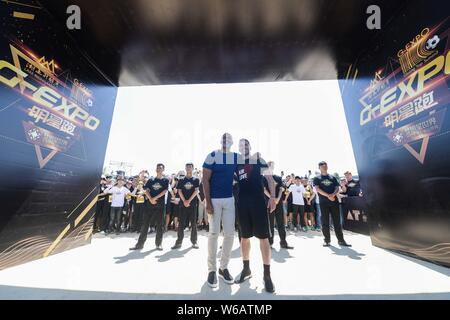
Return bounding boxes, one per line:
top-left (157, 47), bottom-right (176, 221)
top-left (0, 230), bottom-right (449, 299)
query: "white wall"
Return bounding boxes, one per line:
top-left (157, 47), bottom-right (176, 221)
top-left (104, 80), bottom-right (357, 177)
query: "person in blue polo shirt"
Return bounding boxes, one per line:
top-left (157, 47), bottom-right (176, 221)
top-left (202, 133), bottom-right (240, 288)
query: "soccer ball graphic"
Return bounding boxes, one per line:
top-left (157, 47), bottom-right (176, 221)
top-left (426, 35), bottom-right (440, 50)
top-left (27, 128), bottom-right (41, 141)
top-left (393, 133), bottom-right (403, 144)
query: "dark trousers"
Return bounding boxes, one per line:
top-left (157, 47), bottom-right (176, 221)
top-left (93, 199), bottom-right (104, 231)
top-left (137, 202), bottom-right (164, 247)
top-left (133, 203), bottom-right (145, 232)
top-left (320, 201), bottom-right (345, 243)
top-left (109, 207), bottom-right (122, 232)
top-left (292, 204), bottom-right (305, 228)
top-left (101, 202), bottom-right (111, 231)
top-left (269, 202), bottom-right (287, 246)
top-left (176, 204), bottom-right (198, 245)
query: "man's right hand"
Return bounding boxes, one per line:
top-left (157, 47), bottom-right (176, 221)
top-left (206, 201), bottom-right (214, 215)
top-left (327, 194), bottom-right (336, 202)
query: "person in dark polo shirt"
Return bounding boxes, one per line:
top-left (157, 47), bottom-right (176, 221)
top-left (130, 163), bottom-right (168, 251)
top-left (263, 161), bottom-right (293, 250)
top-left (171, 163), bottom-right (200, 250)
top-left (313, 161), bottom-right (351, 247)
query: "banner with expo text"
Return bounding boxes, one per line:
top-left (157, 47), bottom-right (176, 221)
top-left (0, 2), bottom-right (117, 270)
top-left (339, 8), bottom-right (450, 267)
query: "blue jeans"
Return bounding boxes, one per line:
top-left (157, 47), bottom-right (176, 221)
top-left (282, 202), bottom-right (288, 216)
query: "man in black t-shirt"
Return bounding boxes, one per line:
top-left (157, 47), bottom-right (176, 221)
top-left (94, 177), bottom-right (107, 233)
top-left (313, 161), bottom-right (351, 247)
top-left (263, 161), bottom-right (293, 250)
top-left (341, 171), bottom-right (362, 197)
top-left (130, 163), bottom-right (169, 251)
top-left (340, 171), bottom-right (363, 229)
top-left (101, 176), bottom-right (113, 232)
top-left (172, 163), bottom-right (200, 249)
top-left (234, 139), bottom-right (275, 294)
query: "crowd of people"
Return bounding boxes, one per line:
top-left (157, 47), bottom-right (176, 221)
top-left (93, 133), bottom-right (362, 293)
top-left (94, 165), bottom-right (206, 238)
top-left (94, 167), bottom-right (362, 239)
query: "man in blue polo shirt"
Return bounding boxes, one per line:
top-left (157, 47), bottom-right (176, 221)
top-left (202, 133), bottom-right (240, 288)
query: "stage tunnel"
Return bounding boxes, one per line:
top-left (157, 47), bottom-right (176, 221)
top-left (0, 0), bottom-right (449, 270)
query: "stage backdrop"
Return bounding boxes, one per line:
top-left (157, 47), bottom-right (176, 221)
top-left (339, 6), bottom-right (450, 267)
top-left (0, 2), bottom-right (117, 270)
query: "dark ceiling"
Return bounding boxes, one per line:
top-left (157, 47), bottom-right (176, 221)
top-left (39, 0), bottom-right (410, 86)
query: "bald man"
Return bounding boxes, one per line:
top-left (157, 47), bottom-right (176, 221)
top-left (202, 133), bottom-right (240, 288)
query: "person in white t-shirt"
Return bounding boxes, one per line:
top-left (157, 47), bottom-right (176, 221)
top-left (105, 177), bottom-right (131, 234)
top-left (287, 176), bottom-right (307, 232)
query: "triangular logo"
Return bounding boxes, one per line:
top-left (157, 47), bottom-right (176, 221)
top-left (34, 145), bottom-right (58, 169)
top-left (403, 136), bottom-right (429, 164)
top-left (347, 211), bottom-right (354, 220)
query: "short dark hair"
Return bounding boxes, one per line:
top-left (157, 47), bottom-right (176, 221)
top-left (240, 138), bottom-right (250, 145)
top-left (156, 163), bottom-right (165, 169)
top-left (221, 133), bottom-right (232, 144)
top-left (318, 161), bottom-right (327, 167)
top-left (185, 162), bottom-right (194, 167)
top-left (295, 176), bottom-right (301, 180)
